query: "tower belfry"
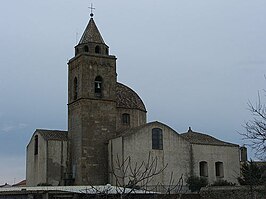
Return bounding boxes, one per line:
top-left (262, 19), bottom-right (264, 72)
top-left (68, 13), bottom-right (117, 185)
top-left (75, 16), bottom-right (109, 56)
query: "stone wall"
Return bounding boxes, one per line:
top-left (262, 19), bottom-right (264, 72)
top-left (77, 193), bottom-right (200, 199)
top-left (47, 140), bottom-right (67, 185)
top-left (26, 132), bottom-right (47, 186)
top-left (68, 53), bottom-right (117, 185)
top-left (116, 108), bottom-right (146, 131)
top-left (200, 186), bottom-right (266, 199)
top-left (191, 144), bottom-right (240, 184)
top-left (0, 192), bottom-right (200, 199)
top-left (109, 122), bottom-right (192, 186)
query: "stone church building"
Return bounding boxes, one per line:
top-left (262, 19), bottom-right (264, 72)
top-left (26, 14), bottom-right (241, 187)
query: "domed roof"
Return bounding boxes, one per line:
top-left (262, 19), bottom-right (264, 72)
top-left (116, 82), bottom-right (146, 112)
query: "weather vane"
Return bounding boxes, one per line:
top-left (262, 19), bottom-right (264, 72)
top-left (89, 3), bottom-right (95, 17)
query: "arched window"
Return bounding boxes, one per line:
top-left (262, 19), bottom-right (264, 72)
top-left (95, 45), bottom-right (101, 54)
top-left (84, 45), bottom-right (89, 52)
top-left (94, 76), bottom-right (102, 95)
top-left (34, 135), bottom-right (38, 155)
top-left (152, 128), bottom-right (163, 150)
top-left (122, 113), bottom-right (130, 125)
top-left (199, 161), bottom-right (208, 177)
top-left (74, 77), bottom-right (78, 100)
top-left (215, 162), bottom-right (224, 177)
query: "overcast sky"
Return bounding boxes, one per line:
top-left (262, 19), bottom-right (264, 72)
top-left (0, 0), bottom-right (266, 185)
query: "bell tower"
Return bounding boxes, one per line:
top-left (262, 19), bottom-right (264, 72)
top-left (68, 13), bottom-right (117, 185)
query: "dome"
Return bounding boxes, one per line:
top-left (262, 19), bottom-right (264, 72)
top-left (116, 82), bottom-right (146, 112)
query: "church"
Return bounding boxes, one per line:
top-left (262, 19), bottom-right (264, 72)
top-left (26, 13), bottom-right (241, 188)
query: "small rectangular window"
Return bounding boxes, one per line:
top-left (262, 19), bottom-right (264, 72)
top-left (34, 135), bottom-right (38, 155)
top-left (215, 162), bottom-right (224, 177)
top-left (122, 113), bottom-right (130, 125)
top-left (74, 77), bottom-right (78, 100)
top-left (199, 161), bottom-right (208, 177)
top-left (152, 128), bottom-right (163, 150)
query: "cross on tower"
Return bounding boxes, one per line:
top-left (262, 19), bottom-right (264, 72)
top-left (89, 3), bottom-right (95, 17)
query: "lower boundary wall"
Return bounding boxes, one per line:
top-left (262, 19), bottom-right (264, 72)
top-left (1, 186), bottom-right (266, 199)
top-left (0, 193), bottom-right (200, 199)
top-left (77, 194), bottom-right (200, 199)
top-left (200, 185), bottom-right (266, 199)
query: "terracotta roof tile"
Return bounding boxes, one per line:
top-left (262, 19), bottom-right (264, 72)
top-left (79, 18), bottom-right (105, 44)
top-left (181, 130), bottom-right (238, 147)
top-left (36, 129), bottom-right (68, 141)
top-left (12, 180), bottom-right (26, 187)
top-left (116, 82), bottom-right (146, 112)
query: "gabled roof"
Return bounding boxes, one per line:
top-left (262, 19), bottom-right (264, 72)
top-left (116, 82), bottom-right (146, 112)
top-left (36, 129), bottom-right (68, 141)
top-left (181, 128), bottom-right (238, 147)
top-left (113, 123), bottom-right (238, 147)
top-left (12, 180), bottom-right (26, 187)
top-left (114, 121), bottom-right (183, 140)
top-left (115, 122), bottom-right (157, 138)
top-left (0, 183), bottom-right (11, 188)
top-left (79, 18), bottom-right (105, 44)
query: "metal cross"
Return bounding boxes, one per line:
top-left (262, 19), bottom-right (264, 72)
top-left (89, 3), bottom-right (95, 17)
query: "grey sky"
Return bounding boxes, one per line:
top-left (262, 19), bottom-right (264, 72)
top-left (1, 0), bottom-right (266, 184)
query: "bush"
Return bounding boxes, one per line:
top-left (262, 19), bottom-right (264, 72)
top-left (210, 179), bottom-right (236, 186)
top-left (186, 176), bottom-right (208, 192)
top-left (238, 160), bottom-right (265, 186)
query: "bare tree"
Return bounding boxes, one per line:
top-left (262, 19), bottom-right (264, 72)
top-left (110, 152), bottom-right (167, 194)
top-left (81, 153), bottom-right (184, 199)
top-left (159, 173), bottom-right (184, 194)
top-left (242, 92), bottom-right (266, 159)
top-left (109, 152), bottom-right (184, 198)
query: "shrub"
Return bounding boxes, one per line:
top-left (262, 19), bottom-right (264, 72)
top-left (238, 160), bottom-right (265, 186)
top-left (186, 176), bottom-right (208, 192)
top-left (210, 179), bottom-right (236, 186)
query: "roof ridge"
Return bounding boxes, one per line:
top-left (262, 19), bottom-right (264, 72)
top-left (114, 121), bottom-right (183, 139)
top-left (181, 131), bottom-right (238, 147)
top-left (36, 129), bottom-right (67, 132)
top-left (36, 130), bottom-right (68, 141)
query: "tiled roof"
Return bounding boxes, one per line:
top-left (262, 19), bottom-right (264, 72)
top-left (0, 183), bottom-right (12, 188)
top-left (114, 122), bottom-right (155, 138)
top-left (79, 18), bottom-right (105, 44)
top-left (36, 129), bottom-right (68, 141)
top-left (12, 180), bottom-right (26, 187)
top-left (181, 129), bottom-right (238, 147)
top-left (116, 82), bottom-right (146, 112)
top-left (114, 121), bottom-right (181, 139)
